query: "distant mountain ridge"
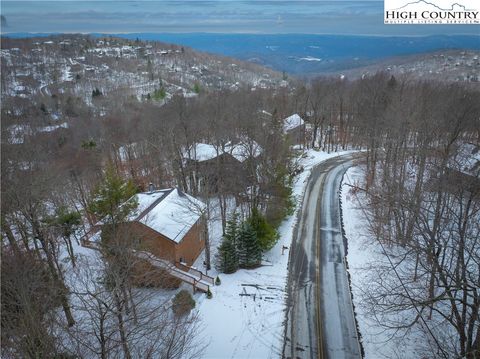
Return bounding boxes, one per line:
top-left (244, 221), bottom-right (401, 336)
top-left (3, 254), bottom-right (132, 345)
top-left (330, 49), bottom-right (480, 85)
top-left (4, 33), bottom-right (480, 75)
top-left (99, 33), bottom-right (480, 75)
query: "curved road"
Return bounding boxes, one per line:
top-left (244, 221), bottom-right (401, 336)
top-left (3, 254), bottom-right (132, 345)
top-left (283, 154), bottom-right (362, 359)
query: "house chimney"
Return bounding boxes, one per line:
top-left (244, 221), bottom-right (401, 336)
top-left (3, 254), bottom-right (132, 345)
top-left (148, 182), bottom-right (155, 193)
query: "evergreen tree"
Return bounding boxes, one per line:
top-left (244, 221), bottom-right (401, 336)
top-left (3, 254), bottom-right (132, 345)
top-left (224, 213), bottom-right (238, 248)
top-left (193, 82), bottom-right (201, 94)
top-left (89, 166), bottom-right (138, 225)
top-left (237, 223), bottom-right (262, 268)
top-left (215, 236), bottom-right (238, 273)
top-left (247, 208), bottom-right (277, 251)
top-left (215, 214), bottom-right (239, 273)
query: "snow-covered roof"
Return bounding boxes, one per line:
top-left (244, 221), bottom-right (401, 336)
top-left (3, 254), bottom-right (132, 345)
top-left (185, 143), bottom-right (220, 162)
top-left (283, 114), bottom-right (305, 133)
top-left (38, 122), bottom-right (69, 133)
top-left (184, 141), bottom-right (263, 163)
top-left (130, 188), bottom-right (205, 243)
top-left (227, 141), bottom-right (263, 162)
top-left (451, 143), bottom-right (480, 176)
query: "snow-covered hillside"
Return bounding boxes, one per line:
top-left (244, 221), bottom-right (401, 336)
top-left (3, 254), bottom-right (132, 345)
top-left (1, 35), bottom-right (284, 105)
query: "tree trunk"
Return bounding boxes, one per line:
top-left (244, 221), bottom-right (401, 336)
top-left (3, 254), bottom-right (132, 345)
top-left (114, 291), bottom-right (131, 359)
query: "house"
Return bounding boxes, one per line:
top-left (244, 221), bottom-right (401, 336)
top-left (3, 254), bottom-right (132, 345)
top-left (283, 114), bottom-right (306, 146)
top-left (183, 141), bottom-right (263, 193)
top-left (428, 143), bottom-right (480, 196)
top-left (86, 187), bottom-right (207, 267)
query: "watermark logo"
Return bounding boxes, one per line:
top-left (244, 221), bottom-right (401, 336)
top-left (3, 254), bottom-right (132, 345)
top-left (384, 0), bottom-right (479, 24)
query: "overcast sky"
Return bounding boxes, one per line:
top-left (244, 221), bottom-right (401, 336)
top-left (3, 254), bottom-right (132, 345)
top-left (1, 0), bottom-right (479, 36)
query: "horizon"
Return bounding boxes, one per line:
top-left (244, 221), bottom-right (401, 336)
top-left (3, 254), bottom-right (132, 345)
top-left (4, 31), bottom-right (479, 37)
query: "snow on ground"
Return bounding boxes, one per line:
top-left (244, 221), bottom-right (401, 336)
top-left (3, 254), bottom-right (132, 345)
top-left (196, 149), bottom-right (355, 359)
top-left (341, 166), bottom-right (421, 359)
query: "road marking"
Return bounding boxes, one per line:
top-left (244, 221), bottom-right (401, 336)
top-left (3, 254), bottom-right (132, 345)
top-left (316, 171), bottom-right (326, 359)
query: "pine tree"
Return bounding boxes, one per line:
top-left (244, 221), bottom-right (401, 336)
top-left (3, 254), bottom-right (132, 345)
top-left (89, 166), bottom-right (138, 225)
top-left (224, 213), bottom-right (238, 248)
top-left (247, 208), bottom-right (277, 251)
top-left (237, 223), bottom-right (262, 268)
top-left (215, 214), bottom-right (239, 273)
top-left (215, 236), bottom-right (238, 273)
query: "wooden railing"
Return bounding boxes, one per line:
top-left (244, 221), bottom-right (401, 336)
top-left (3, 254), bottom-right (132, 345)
top-left (132, 251), bottom-right (212, 293)
top-left (175, 261), bottom-right (215, 285)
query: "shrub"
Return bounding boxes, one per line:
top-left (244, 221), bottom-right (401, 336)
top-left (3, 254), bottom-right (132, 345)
top-left (215, 276), bottom-right (221, 285)
top-left (81, 139), bottom-right (96, 149)
top-left (172, 290), bottom-right (195, 316)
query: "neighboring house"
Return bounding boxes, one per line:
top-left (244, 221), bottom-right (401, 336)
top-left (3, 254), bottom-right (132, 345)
top-left (453, 142), bottom-right (480, 177)
top-left (183, 141), bottom-right (263, 193)
top-left (429, 143), bottom-right (480, 195)
top-left (86, 187), bottom-right (207, 267)
top-left (283, 114), bottom-right (306, 146)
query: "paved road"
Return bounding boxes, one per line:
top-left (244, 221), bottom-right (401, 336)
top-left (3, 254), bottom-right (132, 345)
top-left (283, 154), bottom-right (362, 359)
